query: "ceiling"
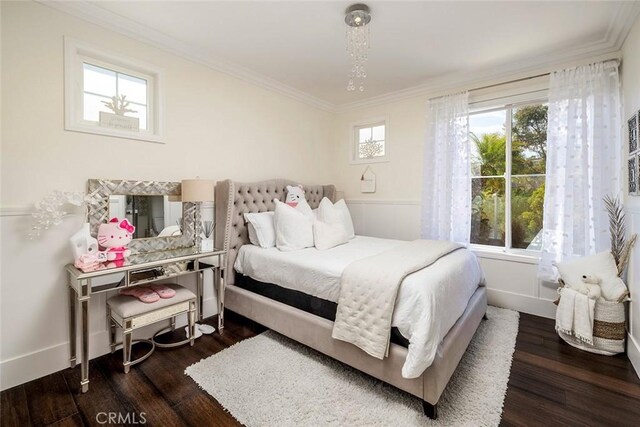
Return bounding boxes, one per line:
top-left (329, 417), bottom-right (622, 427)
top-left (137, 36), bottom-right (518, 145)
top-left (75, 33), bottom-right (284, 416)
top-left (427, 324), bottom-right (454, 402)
top-left (48, 1), bottom-right (640, 110)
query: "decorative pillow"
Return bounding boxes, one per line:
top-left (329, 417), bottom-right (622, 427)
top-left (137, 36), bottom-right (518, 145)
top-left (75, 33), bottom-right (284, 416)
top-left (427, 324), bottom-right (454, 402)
top-left (316, 197), bottom-right (355, 239)
top-left (556, 251), bottom-right (629, 302)
top-left (313, 220), bottom-right (349, 250)
top-left (274, 199), bottom-right (314, 251)
top-left (335, 199), bottom-right (355, 239)
top-left (285, 185), bottom-right (313, 216)
top-left (243, 212), bottom-right (276, 248)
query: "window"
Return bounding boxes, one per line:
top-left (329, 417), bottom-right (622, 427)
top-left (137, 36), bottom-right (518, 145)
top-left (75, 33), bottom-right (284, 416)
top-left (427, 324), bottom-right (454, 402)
top-left (469, 102), bottom-right (547, 252)
top-left (82, 63), bottom-right (148, 130)
top-left (65, 38), bottom-right (163, 142)
top-left (351, 118), bottom-right (388, 163)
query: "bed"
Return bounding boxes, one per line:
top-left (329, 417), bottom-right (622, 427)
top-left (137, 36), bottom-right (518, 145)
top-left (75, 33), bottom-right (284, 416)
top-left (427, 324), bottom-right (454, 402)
top-left (214, 179), bottom-right (487, 419)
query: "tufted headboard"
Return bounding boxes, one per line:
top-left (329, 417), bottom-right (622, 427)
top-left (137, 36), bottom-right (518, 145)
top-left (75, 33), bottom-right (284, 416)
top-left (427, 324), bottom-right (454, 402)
top-left (215, 179), bottom-right (336, 286)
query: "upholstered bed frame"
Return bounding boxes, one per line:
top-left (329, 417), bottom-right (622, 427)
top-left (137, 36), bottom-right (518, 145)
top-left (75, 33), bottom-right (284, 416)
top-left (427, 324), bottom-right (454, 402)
top-left (214, 179), bottom-right (487, 419)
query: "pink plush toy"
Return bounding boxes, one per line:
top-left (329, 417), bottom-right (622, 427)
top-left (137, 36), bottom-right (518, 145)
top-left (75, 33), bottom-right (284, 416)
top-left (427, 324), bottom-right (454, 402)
top-left (97, 217), bottom-right (135, 268)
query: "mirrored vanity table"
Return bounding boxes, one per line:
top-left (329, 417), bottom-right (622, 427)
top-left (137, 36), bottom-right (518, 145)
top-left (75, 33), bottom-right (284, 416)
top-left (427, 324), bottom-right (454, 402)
top-left (67, 179), bottom-right (223, 393)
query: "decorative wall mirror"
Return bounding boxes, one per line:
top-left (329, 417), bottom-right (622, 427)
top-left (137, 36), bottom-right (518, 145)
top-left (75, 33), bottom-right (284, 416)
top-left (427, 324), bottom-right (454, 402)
top-left (86, 179), bottom-right (200, 254)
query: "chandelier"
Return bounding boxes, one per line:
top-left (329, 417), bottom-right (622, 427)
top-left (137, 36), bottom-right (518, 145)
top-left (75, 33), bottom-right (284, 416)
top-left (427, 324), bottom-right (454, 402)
top-left (345, 4), bottom-right (371, 92)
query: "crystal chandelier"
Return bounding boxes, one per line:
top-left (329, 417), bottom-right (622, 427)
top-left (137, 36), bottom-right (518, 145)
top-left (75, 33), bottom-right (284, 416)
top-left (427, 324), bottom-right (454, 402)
top-left (345, 4), bottom-right (371, 92)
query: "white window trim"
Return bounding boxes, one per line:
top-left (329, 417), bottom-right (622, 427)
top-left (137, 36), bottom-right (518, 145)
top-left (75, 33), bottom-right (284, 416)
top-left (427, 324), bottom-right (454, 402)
top-left (349, 116), bottom-right (390, 165)
top-left (64, 37), bottom-right (164, 143)
top-left (469, 95), bottom-right (548, 256)
top-left (470, 244), bottom-right (540, 265)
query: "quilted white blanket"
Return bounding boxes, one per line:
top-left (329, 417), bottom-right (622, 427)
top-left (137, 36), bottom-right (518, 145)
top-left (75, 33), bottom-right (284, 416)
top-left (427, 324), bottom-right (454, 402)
top-left (331, 239), bottom-right (463, 359)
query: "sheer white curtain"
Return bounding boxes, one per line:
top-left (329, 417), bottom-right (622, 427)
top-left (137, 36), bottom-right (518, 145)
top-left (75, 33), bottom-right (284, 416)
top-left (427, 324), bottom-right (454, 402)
top-left (421, 92), bottom-right (471, 244)
top-left (539, 61), bottom-right (621, 280)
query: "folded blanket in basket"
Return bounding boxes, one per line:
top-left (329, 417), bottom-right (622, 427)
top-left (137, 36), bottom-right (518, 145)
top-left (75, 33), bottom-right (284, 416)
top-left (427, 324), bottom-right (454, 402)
top-left (556, 287), bottom-right (596, 345)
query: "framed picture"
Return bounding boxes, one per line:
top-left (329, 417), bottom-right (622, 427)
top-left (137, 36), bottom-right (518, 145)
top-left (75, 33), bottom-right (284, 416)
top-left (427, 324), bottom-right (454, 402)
top-left (629, 156), bottom-right (638, 195)
top-left (629, 114), bottom-right (638, 154)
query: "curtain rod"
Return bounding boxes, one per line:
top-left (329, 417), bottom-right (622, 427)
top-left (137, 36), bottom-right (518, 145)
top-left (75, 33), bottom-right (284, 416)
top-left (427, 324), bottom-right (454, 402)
top-left (429, 58), bottom-right (621, 101)
top-left (469, 72), bottom-right (549, 93)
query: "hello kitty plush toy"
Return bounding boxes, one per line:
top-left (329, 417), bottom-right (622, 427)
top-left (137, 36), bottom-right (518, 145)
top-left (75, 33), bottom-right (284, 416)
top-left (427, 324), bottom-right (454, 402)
top-left (286, 185), bottom-right (307, 208)
top-left (285, 185), bottom-right (313, 216)
top-left (97, 217), bottom-right (135, 268)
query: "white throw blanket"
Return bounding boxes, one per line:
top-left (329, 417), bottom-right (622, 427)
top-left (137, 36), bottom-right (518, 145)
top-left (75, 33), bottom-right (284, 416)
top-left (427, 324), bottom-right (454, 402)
top-left (332, 240), bottom-right (462, 359)
top-left (555, 287), bottom-right (596, 345)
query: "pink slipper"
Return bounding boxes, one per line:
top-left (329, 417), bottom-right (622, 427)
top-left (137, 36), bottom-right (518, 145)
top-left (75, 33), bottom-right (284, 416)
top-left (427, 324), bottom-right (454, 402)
top-left (148, 284), bottom-right (176, 299)
top-left (119, 287), bottom-right (160, 303)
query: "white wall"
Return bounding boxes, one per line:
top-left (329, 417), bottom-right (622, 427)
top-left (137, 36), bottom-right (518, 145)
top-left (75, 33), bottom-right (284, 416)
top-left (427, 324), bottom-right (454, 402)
top-left (622, 14), bottom-right (640, 378)
top-left (0, 1), bottom-right (336, 390)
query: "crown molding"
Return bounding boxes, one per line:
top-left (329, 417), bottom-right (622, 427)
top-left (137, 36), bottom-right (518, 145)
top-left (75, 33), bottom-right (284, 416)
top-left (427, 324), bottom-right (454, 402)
top-left (39, 0), bottom-right (640, 114)
top-left (38, 0), bottom-right (335, 112)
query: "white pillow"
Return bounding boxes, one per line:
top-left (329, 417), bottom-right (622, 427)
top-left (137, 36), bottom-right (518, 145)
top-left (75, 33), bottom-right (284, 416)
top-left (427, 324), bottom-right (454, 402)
top-left (243, 212), bottom-right (276, 248)
top-left (274, 200), bottom-right (314, 251)
top-left (313, 220), bottom-right (349, 250)
top-left (247, 222), bottom-right (259, 246)
top-left (556, 251), bottom-right (628, 301)
top-left (316, 198), bottom-right (355, 239)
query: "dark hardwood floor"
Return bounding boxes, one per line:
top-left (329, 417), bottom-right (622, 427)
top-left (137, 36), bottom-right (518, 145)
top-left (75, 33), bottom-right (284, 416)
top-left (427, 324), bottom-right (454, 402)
top-left (2, 312), bottom-right (639, 426)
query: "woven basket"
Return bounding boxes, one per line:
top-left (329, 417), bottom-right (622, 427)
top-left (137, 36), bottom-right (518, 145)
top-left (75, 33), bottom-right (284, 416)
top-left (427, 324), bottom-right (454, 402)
top-left (558, 298), bottom-right (627, 355)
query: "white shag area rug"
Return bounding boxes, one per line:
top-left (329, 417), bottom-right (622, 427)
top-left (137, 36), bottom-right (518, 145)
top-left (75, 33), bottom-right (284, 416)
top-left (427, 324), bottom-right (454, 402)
top-left (185, 306), bottom-right (519, 426)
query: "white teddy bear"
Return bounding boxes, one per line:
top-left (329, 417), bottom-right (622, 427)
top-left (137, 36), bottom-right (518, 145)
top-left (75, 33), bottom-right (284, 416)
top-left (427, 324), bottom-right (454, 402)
top-left (571, 274), bottom-right (603, 300)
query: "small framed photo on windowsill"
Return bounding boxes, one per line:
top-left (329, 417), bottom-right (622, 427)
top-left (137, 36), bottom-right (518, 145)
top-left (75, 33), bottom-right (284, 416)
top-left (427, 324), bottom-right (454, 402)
top-left (629, 155), bottom-right (638, 195)
top-left (628, 113), bottom-right (638, 154)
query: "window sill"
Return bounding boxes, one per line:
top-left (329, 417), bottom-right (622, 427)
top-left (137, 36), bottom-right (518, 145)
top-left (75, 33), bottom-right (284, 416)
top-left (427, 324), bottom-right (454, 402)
top-left (65, 123), bottom-right (164, 144)
top-left (349, 157), bottom-right (390, 165)
top-left (470, 245), bottom-right (540, 265)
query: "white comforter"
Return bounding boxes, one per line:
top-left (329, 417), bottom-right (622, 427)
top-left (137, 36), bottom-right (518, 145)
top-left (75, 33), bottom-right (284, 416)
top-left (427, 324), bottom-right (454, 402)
top-left (234, 236), bottom-right (484, 378)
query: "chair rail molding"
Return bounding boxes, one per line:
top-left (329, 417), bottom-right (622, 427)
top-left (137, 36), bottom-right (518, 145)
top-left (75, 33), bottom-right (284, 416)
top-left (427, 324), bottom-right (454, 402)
top-left (0, 205), bottom-right (35, 217)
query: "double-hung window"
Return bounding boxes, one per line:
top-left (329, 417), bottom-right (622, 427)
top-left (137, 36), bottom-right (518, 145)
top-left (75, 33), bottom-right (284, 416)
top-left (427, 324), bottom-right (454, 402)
top-left (469, 101), bottom-right (548, 252)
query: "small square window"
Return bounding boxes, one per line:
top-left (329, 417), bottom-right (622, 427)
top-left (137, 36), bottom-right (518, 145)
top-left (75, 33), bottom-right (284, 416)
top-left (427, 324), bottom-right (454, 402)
top-left (65, 38), bottom-right (163, 143)
top-left (82, 63), bottom-right (149, 130)
top-left (351, 119), bottom-right (388, 164)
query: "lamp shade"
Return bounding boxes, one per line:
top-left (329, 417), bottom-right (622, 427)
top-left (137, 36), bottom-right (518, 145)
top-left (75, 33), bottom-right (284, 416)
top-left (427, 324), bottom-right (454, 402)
top-left (181, 179), bottom-right (214, 202)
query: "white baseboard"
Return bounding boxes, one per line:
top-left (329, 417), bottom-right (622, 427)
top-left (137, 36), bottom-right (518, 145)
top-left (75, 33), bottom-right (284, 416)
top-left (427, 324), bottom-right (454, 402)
top-left (0, 297), bottom-right (217, 391)
top-left (487, 288), bottom-right (556, 319)
top-left (627, 333), bottom-right (640, 378)
top-left (0, 330), bottom-right (109, 391)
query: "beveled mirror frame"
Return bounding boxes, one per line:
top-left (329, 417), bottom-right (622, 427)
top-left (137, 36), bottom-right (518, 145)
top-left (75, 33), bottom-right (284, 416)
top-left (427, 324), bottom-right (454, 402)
top-left (86, 179), bottom-right (200, 254)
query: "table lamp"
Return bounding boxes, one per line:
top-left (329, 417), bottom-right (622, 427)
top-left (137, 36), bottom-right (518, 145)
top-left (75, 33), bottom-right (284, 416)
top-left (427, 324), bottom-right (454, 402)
top-left (181, 178), bottom-right (216, 338)
top-left (181, 178), bottom-right (215, 250)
